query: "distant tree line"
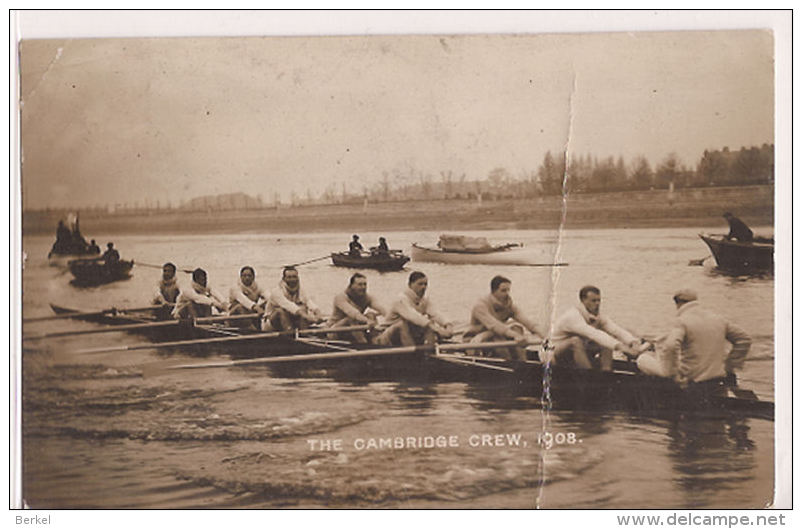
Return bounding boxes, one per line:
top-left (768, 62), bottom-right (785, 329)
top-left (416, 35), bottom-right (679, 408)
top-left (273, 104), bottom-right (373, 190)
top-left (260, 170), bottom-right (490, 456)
top-left (28, 144), bottom-right (773, 214)
top-left (535, 144), bottom-right (774, 196)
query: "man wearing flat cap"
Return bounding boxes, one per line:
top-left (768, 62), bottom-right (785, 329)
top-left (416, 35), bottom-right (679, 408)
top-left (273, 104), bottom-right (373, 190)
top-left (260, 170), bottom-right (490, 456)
top-left (636, 289), bottom-right (751, 386)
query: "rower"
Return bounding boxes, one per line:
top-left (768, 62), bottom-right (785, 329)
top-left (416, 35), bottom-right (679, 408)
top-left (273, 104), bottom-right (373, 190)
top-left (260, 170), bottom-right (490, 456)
top-left (375, 271), bottom-right (453, 346)
top-left (349, 234), bottom-right (364, 257)
top-left (101, 242), bottom-right (120, 266)
top-left (464, 275), bottom-right (546, 362)
top-left (723, 212), bottom-right (754, 242)
top-left (152, 262), bottom-right (180, 320)
top-left (634, 289), bottom-right (751, 387)
top-left (265, 266), bottom-right (324, 332)
top-left (549, 285), bottom-right (640, 371)
top-left (328, 273), bottom-right (387, 343)
top-left (228, 266), bottom-right (268, 329)
top-left (172, 268), bottom-right (228, 319)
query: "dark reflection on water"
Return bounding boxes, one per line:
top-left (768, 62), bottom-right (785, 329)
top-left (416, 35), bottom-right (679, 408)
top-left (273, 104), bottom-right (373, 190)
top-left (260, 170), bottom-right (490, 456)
top-left (666, 416), bottom-right (761, 508)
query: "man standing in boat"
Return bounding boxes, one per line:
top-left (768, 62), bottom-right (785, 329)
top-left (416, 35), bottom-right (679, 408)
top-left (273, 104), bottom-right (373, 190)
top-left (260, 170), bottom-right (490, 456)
top-left (376, 271), bottom-right (453, 346)
top-left (265, 266), bottom-right (324, 331)
top-left (723, 212), bottom-right (754, 242)
top-left (349, 234), bottom-right (364, 257)
top-left (152, 262), bottom-right (180, 320)
top-left (549, 285), bottom-right (640, 371)
top-left (328, 273), bottom-right (387, 343)
top-left (228, 266), bottom-right (268, 329)
top-left (635, 289), bottom-right (751, 387)
top-left (172, 268), bottom-right (228, 319)
top-left (464, 275), bottom-right (546, 362)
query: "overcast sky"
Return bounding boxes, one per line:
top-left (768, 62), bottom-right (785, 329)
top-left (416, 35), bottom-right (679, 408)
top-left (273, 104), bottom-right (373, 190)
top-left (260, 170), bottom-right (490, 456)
top-left (18, 29), bottom-right (773, 209)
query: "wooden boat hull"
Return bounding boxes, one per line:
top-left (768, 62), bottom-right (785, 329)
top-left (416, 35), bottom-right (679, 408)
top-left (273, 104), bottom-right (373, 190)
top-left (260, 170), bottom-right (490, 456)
top-left (266, 349), bottom-right (774, 419)
top-left (48, 304), bottom-right (348, 357)
top-left (411, 243), bottom-right (545, 266)
top-left (699, 234), bottom-right (773, 272)
top-left (48, 251), bottom-right (99, 268)
top-left (330, 251), bottom-right (410, 271)
top-left (68, 259), bottom-right (134, 286)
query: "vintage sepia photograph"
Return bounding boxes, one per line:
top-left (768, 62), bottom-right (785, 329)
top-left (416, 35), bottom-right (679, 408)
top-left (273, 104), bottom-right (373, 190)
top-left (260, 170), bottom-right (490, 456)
top-left (12, 11), bottom-right (789, 515)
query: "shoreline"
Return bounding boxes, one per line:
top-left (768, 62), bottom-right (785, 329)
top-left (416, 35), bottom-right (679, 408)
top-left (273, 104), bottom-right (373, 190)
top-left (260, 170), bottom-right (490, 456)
top-left (22, 185), bottom-right (774, 237)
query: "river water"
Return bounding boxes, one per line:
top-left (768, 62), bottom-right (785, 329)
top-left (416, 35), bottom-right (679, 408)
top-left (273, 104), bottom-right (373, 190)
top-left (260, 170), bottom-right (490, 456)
top-left (18, 227), bottom-right (776, 509)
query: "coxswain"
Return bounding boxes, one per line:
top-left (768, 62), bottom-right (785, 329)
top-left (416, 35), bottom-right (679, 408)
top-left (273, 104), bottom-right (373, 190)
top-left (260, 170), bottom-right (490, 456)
top-left (464, 275), bottom-right (546, 362)
top-left (265, 267), bottom-right (324, 332)
top-left (349, 234), bottom-right (364, 257)
top-left (548, 285), bottom-right (640, 371)
top-left (328, 273), bottom-right (387, 343)
top-left (723, 212), bottom-right (754, 242)
top-left (101, 242), bottom-right (120, 266)
top-left (375, 271), bottom-right (453, 346)
top-left (172, 268), bottom-right (227, 319)
top-left (152, 262), bottom-right (180, 320)
top-left (228, 266), bottom-right (268, 329)
top-left (634, 289), bottom-right (751, 387)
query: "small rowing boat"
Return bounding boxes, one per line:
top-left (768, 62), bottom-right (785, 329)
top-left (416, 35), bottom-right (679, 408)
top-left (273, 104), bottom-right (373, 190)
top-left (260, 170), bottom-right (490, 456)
top-left (411, 234), bottom-right (565, 267)
top-left (699, 234), bottom-right (774, 272)
top-left (330, 250), bottom-right (410, 271)
top-left (411, 243), bottom-right (565, 267)
top-left (68, 258), bottom-right (134, 286)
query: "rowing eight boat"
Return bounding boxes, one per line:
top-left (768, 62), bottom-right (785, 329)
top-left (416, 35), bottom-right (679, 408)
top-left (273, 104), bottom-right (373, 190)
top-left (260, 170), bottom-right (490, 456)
top-left (39, 304), bottom-right (774, 420)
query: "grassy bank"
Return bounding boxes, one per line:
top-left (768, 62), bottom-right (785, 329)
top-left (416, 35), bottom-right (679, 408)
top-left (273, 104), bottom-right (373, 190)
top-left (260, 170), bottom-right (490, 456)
top-left (22, 185), bottom-right (774, 236)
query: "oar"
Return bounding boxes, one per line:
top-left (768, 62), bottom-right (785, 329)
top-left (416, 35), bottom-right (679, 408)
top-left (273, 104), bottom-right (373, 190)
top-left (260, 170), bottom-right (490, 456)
top-left (72, 323), bottom-right (372, 355)
top-left (688, 255), bottom-right (711, 266)
top-left (23, 305), bottom-right (163, 323)
top-left (168, 340), bottom-right (525, 370)
top-left (23, 311), bottom-right (259, 339)
top-left (285, 255), bottom-right (332, 267)
top-left (135, 261), bottom-right (194, 274)
top-left (519, 262), bottom-right (569, 267)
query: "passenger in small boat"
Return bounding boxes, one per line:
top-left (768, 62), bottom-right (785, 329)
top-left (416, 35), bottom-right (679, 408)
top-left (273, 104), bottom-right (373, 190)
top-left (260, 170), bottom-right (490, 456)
top-left (634, 289), bottom-right (751, 386)
top-left (349, 234), bottom-right (364, 257)
top-left (101, 242), bottom-right (120, 266)
top-left (265, 266), bottom-right (324, 331)
top-left (371, 237), bottom-right (390, 256)
top-left (464, 275), bottom-right (546, 361)
top-left (549, 285), bottom-right (640, 371)
top-left (327, 273), bottom-right (387, 343)
top-left (723, 212), bottom-right (754, 242)
top-left (88, 239), bottom-right (101, 254)
top-left (228, 266), bottom-right (268, 329)
top-left (375, 271), bottom-right (453, 346)
top-left (172, 268), bottom-right (228, 319)
top-left (152, 262), bottom-right (180, 320)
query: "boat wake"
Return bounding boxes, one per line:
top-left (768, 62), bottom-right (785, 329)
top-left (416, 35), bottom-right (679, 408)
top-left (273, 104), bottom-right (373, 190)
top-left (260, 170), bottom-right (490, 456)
top-left (171, 443), bottom-right (602, 507)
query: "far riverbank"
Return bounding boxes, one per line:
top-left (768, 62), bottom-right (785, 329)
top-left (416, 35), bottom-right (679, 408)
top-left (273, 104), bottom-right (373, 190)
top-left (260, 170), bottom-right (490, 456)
top-left (22, 185), bottom-right (774, 237)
